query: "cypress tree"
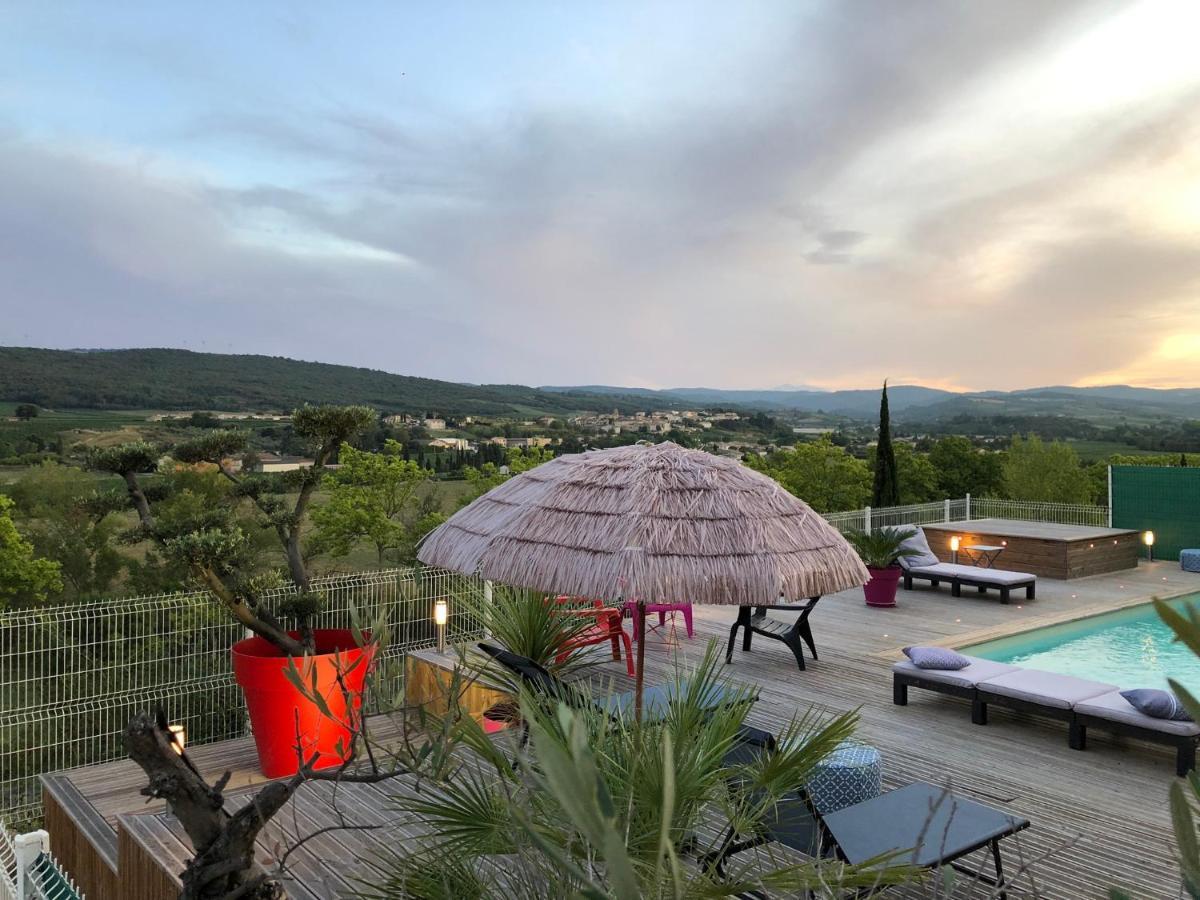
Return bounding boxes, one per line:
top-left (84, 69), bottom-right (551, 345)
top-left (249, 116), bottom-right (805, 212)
top-left (1182, 453), bottom-right (1189, 467)
top-left (872, 381), bottom-right (901, 508)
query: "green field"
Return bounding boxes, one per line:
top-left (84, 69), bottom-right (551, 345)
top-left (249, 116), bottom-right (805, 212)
top-left (1064, 440), bottom-right (1166, 462)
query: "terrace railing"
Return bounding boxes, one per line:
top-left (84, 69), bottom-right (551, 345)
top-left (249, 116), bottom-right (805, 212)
top-left (0, 824), bottom-right (82, 900)
top-left (822, 496), bottom-right (1110, 533)
top-left (0, 567), bottom-right (485, 828)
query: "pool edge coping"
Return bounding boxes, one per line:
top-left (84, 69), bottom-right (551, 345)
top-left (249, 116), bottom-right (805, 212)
top-left (872, 584), bottom-right (1199, 662)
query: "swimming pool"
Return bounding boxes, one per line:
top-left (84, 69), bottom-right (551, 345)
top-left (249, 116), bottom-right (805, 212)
top-left (962, 594), bottom-right (1200, 694)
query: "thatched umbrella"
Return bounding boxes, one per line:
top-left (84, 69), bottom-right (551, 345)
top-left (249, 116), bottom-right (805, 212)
top-left (418, 441), bottom-right (868, 717)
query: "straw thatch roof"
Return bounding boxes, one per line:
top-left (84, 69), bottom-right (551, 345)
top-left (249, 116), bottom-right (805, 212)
top-left (418, 442), bottom-right (868, 605)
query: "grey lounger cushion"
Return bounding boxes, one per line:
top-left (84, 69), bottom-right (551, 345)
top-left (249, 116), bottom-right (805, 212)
top-left (906, 563), bottom-right (1034, 585)
top-left (893, 657), bottom-right (1018, 689)
top-left (898, 528), bottom-right (941, 569)
top-left (1074, 690), bottom-right (1200, 736)
top-left (978, 669), bottom-right (1115, 709)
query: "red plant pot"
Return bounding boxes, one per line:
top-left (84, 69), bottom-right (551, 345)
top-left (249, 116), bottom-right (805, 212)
top-left (231, 629), bottom-right (375, 778)
top-left (863, 566), bottom-right (902, 608)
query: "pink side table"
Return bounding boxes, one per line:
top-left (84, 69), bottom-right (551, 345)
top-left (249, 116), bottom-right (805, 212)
top-left (623, 600), bottom-right (694, 641)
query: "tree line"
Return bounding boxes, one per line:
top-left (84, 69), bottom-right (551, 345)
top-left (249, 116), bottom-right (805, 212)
top-left (0, 406), bottom-right (550, 609)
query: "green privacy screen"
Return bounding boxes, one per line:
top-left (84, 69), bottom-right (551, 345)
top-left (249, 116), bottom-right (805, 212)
top-left (1110, 465), bottom-right (1200, 561)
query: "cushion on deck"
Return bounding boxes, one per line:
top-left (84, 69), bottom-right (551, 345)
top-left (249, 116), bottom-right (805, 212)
top-left (898, 528), bottom-right (941, 569)
top-left (903, 646), bottom-right (971, 670)
top-left (1074, 690), bottom-right (1200, 736)
top-left (977, 669), bottom-right (1115, 709)
top-left (1181, 549), bottom-right (1200, 573)
top-left (1121, 688), bottom-right (1193, 722)
top-left (893, 657), bottom-right (1018, 689)
top-left (906, 563), bottom-right (1034, 585)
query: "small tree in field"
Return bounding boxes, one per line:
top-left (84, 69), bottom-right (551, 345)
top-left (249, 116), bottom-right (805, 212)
top-left (310, 439), bottom-right (443, 565)
top-left (745, 436), bottom-right (871, 513)
top-left (14, 403), bottom-right (38, 420)
top-left (0, 495), bottom-right (62, 608)
top-left (872, 381), bottom-right (900, 507)
top-left (91, 404), bottom-right (376, 656)
top-left (1002, 434), bottom-right (1091, 504)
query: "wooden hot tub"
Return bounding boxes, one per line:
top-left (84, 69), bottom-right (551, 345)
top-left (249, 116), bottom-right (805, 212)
top-left (920, 518), bottom-right (1140, 580)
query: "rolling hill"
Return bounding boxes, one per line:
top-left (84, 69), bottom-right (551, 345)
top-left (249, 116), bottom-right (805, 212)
top-left (0, 348), bottom-right (675, 416)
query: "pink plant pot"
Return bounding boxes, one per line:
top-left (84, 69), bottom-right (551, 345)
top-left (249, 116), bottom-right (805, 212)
top-left (863, 566), bottom-right (902, 607)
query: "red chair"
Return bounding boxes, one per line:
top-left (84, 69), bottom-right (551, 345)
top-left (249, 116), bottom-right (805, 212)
top-left (552, 596), bottom-right (635, 676)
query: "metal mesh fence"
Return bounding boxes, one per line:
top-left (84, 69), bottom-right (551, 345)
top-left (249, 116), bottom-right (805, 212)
top-left (0, 567), bottom-right (484, 828)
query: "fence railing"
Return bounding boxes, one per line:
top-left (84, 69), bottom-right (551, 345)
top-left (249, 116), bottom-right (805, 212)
top-left (0, 825), bottom-right (82, 900)
top-left (821, 496), bottom-right (1110, 533)
top-left (0, 567), bottom-right (485, 828)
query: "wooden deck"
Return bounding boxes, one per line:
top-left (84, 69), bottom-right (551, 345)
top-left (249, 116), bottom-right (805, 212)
top-left (43, 559), bottom-right (1198, 898)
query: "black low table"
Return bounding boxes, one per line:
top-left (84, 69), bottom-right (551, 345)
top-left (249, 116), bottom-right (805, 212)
top-left (821, 782), bottom-right (1029, 896)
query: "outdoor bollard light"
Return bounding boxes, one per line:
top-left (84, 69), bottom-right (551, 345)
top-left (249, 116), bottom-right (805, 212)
top-left (1144, 530), bottom-right (1155, 561)
top-left (168, 723), bottom-right (186, 755)
top-left (434, 599), bottom-right (449, 653)
top-left (950, 535), bottom-right (960, 564)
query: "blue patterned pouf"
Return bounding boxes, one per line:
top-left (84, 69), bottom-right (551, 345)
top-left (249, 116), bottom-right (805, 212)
top-left (1183, 550), bottom-right (1200, 573)
top-left (802, 740), bottom-right (882, 814)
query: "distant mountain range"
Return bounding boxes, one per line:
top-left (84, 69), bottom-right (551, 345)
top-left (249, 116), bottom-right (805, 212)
top-left (3, 346), bottom-right (1199, 425)
top-left (542, 383), bottom-right (1200, 423)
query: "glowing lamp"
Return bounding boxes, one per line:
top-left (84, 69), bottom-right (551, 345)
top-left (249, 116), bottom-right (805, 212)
top-left (434, 600), bottom-right (449, 653)
top-left (949, 535), bottom-right (960, 563)
top-left (168, 723), bottom-right (186, 756)
top-left (1144, 531), bottom-right (1155, 561)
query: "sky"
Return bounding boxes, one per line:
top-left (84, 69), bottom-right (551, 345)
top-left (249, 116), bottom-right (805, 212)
top-left (2, 1), bottom-right (1200, 392)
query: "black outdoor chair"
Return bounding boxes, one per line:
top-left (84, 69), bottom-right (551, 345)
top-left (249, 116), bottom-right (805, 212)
top-left (725, 599), bottom-right (821, 670)
top-left (709, 727), bottom-right (1030, 899)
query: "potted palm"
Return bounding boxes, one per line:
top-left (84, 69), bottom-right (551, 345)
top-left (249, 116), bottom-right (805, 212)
top-left (93, 404), bottom-right (379, 777)
top-left (844, 526), bottom-right (918, 608)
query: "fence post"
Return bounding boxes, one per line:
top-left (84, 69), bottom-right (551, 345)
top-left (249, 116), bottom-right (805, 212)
top-left (14, 829), bottom-right (49, 900)
top-left (943, 499), bottom-right (951, 522)
top-left (965, 493), bottom-right (971, 520)
top-left (483, 579), bottom-right (494, 639)
top-left (863, 506), bottom-right (871, 532)
top-left (1107, 466), bottom-right (1113, 527)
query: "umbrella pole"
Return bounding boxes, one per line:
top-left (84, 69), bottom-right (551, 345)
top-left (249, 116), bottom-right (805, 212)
top-left (634, 599), bottom-right (647, 723)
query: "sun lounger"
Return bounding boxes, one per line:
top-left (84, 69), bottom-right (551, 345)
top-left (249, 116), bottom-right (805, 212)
top-left (892, 657), bottom-right (1019, 723)
top-left (901, 562), bottom-right (1036, 604)
top-left (893, 655), bottom-right (1200, 774)
top-left (1073, 689), bottom-right (1200, 776)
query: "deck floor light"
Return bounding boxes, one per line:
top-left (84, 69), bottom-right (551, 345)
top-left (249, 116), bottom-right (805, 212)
top-left (1144, 530), bottom-right (1155, 561)
top-left (950, 535), bottom-right (961, 564)
top-left (434, 599), bottom-right (449, 653)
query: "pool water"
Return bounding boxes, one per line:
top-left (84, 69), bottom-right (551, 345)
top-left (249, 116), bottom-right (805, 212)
top-left (963, 594), bottom-right (1200, 695)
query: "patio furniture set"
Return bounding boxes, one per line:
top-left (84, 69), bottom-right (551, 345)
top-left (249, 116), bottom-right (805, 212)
top-left (488, 641), bottom-right (1029, 898)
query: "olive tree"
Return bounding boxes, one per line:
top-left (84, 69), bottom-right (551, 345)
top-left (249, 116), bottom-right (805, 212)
top-left (91, 404), bottom-right (376, 655)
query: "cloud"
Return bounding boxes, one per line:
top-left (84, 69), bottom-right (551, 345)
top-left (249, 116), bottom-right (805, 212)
top-left (4, 0), bottom-right (1199, 392)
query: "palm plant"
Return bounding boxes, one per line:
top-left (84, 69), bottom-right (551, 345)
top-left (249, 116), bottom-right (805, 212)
top-left (358, 641), bottom-right (918, 898)
top-left (463, 585), bottom-right (607, 695)
top-left (844, 526), bottom-right (919, 569)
